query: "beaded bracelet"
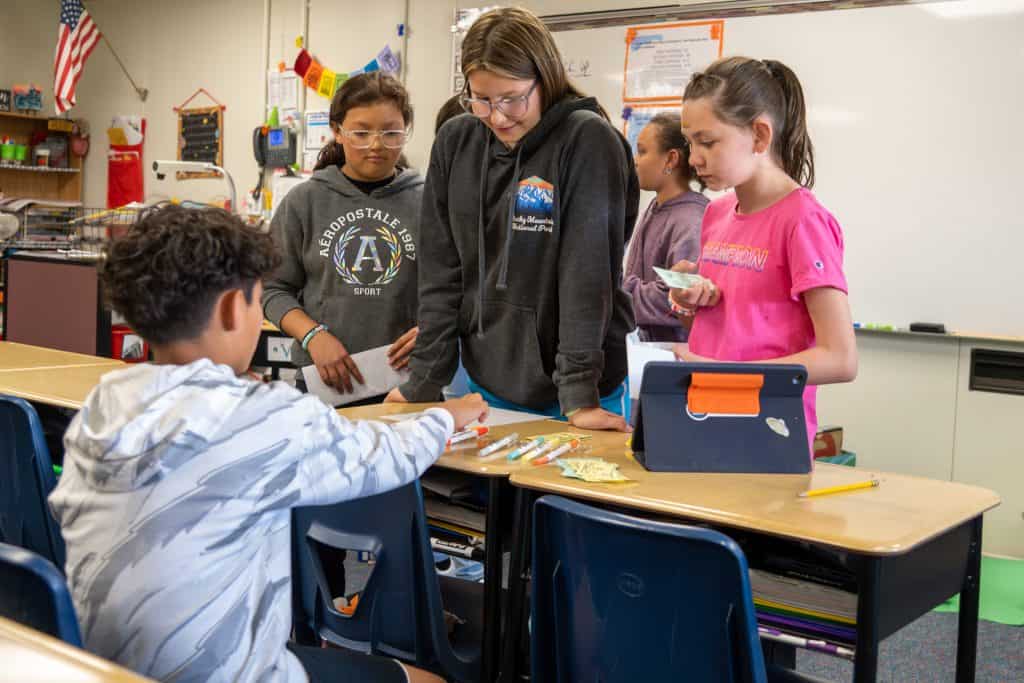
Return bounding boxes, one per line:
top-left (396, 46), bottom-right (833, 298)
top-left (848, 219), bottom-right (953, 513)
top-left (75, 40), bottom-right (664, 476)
top-left (667, 292), bottom-right (696, 317)
top-left (301, 323), bottom-right (327, 351)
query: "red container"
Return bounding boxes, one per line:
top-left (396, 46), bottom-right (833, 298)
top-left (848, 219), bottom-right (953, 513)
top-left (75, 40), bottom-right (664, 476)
top-left (111, 324), bottom-right (149, 362)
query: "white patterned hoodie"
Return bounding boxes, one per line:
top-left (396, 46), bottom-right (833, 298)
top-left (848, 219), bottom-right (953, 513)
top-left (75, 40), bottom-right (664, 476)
top-left (49, 359), bottom-right (453, 682)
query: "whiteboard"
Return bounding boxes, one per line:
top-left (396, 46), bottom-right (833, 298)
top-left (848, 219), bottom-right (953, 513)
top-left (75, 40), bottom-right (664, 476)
top-left (553, 0), bottom-right (1024, 337)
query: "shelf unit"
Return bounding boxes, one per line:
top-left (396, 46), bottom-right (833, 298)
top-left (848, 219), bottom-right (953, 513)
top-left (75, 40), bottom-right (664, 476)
top-left (0, 111), bottom-right (83, 202)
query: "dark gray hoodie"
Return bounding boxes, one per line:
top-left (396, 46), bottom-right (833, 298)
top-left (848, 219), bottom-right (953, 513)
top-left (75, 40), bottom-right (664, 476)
top-left (262, 166), bottom-right (424, 368)
top-left (400, 99), bottom-right (639, 413)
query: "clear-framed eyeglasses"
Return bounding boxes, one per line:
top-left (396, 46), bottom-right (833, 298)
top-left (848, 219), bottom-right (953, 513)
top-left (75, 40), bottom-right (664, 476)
top-left (339, 128), bottom-right (410, 149)
top-left (460, 80), bottom-right (538, 119)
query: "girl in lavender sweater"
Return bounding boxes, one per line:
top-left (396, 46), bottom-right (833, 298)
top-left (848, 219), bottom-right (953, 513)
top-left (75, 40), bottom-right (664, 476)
top-left (623, 113), bottom-right (709, 342)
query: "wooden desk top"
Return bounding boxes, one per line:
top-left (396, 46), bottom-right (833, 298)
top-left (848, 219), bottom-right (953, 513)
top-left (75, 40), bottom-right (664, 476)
top-left (0, 616), bottom-right (152, 682)
top-left (0, 341), bottom-right (124, 373)
top-left (337, 402), bottom-right (563, 478)
top-left (509, 434), bottom-right (1001, 556)
top-left (0, 363), bottom-right (125, 409)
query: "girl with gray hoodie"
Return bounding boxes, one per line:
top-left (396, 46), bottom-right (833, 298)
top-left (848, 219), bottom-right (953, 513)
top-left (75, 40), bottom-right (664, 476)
top-left (263, 73), bottom-right (424, 403)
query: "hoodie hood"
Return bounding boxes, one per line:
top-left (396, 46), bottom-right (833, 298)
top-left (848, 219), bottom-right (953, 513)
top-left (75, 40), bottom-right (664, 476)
top-left (63, 360), bottom-right (254, 493)
top-left (309, 164), bottom-right (423, 198)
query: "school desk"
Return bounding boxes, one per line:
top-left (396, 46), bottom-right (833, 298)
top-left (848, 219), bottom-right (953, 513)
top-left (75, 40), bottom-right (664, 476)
top-left (503, 437), bottom-right (1000, 683)
top-left (0, 341), bottom-right (124, 373)
top-left (0, 616), bottom-right (153, 682)
top-left (0, 362), bottom-right (124, 409)
top-left (337, 401), bottom-right (556, 682)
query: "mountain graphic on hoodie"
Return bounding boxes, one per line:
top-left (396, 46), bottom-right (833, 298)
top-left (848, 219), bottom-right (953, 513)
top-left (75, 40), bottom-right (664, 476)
top-left (515, 176), bottom-right (554, 217)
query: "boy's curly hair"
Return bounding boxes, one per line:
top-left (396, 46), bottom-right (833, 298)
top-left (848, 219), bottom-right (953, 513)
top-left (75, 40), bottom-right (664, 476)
top-left (100, 205), bottom-right (280, 345)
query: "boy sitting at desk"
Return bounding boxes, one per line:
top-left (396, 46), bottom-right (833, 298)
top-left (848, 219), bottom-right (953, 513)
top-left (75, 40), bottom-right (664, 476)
top-left (49, 205), bottom-right (486, 683)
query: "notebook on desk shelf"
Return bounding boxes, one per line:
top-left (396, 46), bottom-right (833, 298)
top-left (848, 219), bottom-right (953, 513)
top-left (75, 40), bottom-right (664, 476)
top-left (631, 361), bottom-right (811, 473)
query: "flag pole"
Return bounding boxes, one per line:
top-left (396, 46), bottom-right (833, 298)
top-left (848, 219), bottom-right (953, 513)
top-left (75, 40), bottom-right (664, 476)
top-left (99, 32), bottom-right (147, 102)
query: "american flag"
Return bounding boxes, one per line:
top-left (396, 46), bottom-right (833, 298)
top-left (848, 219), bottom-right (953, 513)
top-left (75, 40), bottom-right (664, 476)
top-left (54, 0), bottom-right (101, 114)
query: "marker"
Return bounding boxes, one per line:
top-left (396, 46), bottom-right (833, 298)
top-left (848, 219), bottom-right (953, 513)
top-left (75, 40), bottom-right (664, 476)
top-left (532, 439), bottom-right (580, 465)
top-left (477, 432), bottom-right (519, 457)
top-left (507, 436), bottom-right (545, 460)
top-left (447, 425), bottom-right (489, 447)
top-left (522, 440), bottom-right (557, 462)
top-left (799, 478), bottom-right (879, 498)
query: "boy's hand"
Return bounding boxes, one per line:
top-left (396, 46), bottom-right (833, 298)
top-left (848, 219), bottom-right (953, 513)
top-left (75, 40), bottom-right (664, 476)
top-left (387, 326), bottom-right (418, 370)
top-left (568, 406), bottom-right (632, 433)
top-left (307, 331), bottom-right (365, 393)
top-left (440, 393), bottom-right (489, 431)
top-left (668, 259), bottom-right (720, 311)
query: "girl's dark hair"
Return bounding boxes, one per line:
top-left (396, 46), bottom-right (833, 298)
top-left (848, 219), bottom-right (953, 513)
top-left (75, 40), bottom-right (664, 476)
top-left (683, 56), bottom-right (814, 188)
top-left (647, 112), bottom-right (698, 186)
top-left (315, 72), bottom-right (414, 171)
top-left (460, 6), bottom-right (610, 122)
top-left (435, 94), bottom-right (465, 134)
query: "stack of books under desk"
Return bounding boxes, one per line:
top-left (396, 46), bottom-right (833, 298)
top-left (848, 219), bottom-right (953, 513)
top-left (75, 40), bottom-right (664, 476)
top-left (421, 470), bottom-right (486, 563)
top-left (737, 532), bottom-right (858, 659)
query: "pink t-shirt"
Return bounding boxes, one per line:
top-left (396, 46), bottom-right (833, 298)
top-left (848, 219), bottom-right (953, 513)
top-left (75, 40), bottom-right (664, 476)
top-left (689, 188), bottom-right (848, 451)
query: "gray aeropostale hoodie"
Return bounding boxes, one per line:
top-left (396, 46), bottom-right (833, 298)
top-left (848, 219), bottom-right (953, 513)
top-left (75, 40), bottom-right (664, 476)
top-left (262, 166), bottom-right (424, 369)
top-left (400, 100), bottom-right (639, 413)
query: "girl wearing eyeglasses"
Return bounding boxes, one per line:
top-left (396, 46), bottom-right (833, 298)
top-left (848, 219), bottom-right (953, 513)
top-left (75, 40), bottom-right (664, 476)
top-left (386, 7), bottom-right (639, 432)
top-left (263, 72), bottom-right (423, 402)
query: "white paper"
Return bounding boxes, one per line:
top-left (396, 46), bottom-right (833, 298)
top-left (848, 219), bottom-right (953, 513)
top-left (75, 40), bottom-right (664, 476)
top-left (304, 110), bottom-right (331, 151)
top-left (268, 70), bottom-right (300, 112)
top-left (624, 23), bottom-right (723, 101)
top-left (627, 333), bottom-right (677, 399)
top-left (381, 406), bottom-right (546, 427)
top-left (270, 172), bottom-right (310, 218)
top-left (301, 345), bottom-right (409, 407)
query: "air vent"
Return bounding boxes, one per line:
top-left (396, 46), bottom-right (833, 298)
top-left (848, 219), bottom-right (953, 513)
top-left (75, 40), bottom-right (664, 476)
top-left (969, 349), bottom-right (1024, 396)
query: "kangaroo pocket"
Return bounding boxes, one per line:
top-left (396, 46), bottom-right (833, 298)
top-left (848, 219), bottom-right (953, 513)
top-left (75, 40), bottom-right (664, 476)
top-left (462, 300), bottom-right (555, 408)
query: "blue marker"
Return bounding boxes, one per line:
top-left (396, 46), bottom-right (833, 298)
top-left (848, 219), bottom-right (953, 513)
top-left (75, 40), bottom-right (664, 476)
top-left (507, 436), bottom-right (545, 461)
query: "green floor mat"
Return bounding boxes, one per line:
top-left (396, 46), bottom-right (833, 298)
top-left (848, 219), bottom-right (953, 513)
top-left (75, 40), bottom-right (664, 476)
top-left (934, 555), bottom-right (1024, 625)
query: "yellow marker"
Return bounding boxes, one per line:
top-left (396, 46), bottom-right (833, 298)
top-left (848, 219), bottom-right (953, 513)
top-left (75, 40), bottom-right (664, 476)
top-left (799, 479), bottom-right (879, 498)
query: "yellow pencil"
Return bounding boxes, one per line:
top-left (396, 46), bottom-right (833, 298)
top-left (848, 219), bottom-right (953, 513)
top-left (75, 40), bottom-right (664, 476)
top-left (799, 479), bottom-right (880, 498)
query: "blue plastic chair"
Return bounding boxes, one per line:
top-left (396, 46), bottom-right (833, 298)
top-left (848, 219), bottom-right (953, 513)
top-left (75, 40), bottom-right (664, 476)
top-left (0, 395), bottom-right (66, 570)
top-left (0, 542), bottom-right (81, 645)
top-left (531, 495), bottom-right (772, 683)
top-left (292, 480), bottom-right (483, 682)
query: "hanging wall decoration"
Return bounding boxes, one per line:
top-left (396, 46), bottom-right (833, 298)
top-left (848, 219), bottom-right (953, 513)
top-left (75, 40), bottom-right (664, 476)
top-left (292, 45), bottom-right (400, 99)
top-left (173, 88), bottom-right (225, 179)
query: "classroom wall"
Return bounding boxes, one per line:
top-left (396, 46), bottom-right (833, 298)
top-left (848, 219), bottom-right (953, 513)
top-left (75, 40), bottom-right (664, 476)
top-left (0, 2), bottom-right (58, 103)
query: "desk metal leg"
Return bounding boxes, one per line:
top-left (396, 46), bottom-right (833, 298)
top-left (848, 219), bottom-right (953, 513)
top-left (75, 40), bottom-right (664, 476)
top-left (481, 478), bottom-right (506, 683)
top-left (854, 559), bottom-right (881, 683)
top-left (955, 516), bottom-right (983, 683)
top-left (498, 488), bottom-right (534, 683)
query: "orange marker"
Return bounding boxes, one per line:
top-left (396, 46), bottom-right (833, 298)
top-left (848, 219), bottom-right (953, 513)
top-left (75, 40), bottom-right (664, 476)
top-left (532, 439), bottom-right (580, 465)
top-left (447, 425), bottom-right (489, 448)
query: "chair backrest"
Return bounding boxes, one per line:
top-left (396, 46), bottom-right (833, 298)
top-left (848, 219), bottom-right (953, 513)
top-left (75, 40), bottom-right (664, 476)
top-left (292, 480), bottom-right (478, 681)
top-left (531, 495), bottom-right (767, 683)
top-left (0, 395), bottom-right (66, 569)
top-left (0, 542), bottom-right (81, 646)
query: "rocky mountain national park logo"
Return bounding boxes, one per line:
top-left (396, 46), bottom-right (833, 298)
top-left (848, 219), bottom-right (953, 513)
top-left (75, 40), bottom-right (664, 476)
top-left (332, 225), bottom-right (403, 286)
top-left (513, 176), bottom-right (555, 233)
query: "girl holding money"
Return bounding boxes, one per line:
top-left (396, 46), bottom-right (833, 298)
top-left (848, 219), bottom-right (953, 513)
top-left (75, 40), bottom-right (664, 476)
top-left (668, 57), bottom-right (858, 451)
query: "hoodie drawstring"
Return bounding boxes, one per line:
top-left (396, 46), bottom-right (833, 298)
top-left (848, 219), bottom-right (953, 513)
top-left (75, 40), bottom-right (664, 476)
top-left (496, 145), bottom-right (524, 292)
top-left (476, 136), bottom-right (490, 338)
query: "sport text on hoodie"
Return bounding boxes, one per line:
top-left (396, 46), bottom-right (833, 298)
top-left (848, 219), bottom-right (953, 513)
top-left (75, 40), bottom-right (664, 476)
top-left (400, 100), bottom-right (639, 413)
top-left (48, 360), bottom-right (453, 682)
top-left (262, 166), bottom-right (425, 369)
